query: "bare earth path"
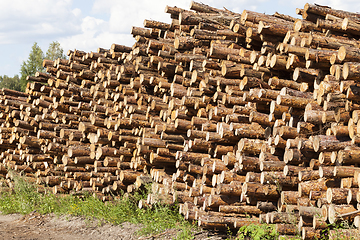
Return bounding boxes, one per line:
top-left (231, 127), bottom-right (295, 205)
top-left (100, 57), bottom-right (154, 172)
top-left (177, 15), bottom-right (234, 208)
top-left (0, 212), bottom-right (141, 240)
top-left (0, 212), bottom-right (225, 239)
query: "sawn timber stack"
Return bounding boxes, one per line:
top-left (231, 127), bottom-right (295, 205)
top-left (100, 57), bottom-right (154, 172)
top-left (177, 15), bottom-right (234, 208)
top-left (0, 1), bottom-right (360, 238)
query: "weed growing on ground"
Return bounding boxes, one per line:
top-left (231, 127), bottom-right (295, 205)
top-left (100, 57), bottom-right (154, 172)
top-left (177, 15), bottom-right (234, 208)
top-left (236, 223), bottom-right (279, 240)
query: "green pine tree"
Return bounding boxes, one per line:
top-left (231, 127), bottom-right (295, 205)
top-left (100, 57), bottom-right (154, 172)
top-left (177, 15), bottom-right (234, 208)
top-left (46, 41), bottom-right (67, 61)
top-left (20, 42), bottom-right (44, 91)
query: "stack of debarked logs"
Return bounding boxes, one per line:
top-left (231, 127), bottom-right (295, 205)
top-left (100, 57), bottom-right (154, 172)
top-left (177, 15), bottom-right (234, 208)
top-left (0, 1), bottom-right (359, 239)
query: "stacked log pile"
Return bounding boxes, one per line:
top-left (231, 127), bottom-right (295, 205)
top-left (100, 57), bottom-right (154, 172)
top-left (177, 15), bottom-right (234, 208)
top-left (0, 1), bottom-right (360, 238)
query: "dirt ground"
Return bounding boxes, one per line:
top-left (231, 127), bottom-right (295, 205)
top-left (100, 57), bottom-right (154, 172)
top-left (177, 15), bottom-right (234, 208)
top-left (0, 212), bottom-right (227, 239)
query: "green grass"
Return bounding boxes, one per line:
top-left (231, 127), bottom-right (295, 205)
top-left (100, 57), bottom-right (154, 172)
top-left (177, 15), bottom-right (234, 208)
top-left (0, 173), bottom-right (196, 240)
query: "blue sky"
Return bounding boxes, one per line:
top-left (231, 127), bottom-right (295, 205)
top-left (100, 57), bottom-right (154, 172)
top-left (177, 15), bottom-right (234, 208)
top-left (0, 0), bottom-right (358, 77)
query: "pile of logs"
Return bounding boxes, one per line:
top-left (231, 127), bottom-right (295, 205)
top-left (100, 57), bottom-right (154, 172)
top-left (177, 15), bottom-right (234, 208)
top-left (1, 1), bottom-right (360, 239)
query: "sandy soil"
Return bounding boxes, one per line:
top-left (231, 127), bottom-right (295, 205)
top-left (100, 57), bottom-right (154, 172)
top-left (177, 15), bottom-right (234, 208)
top-left (0, 212), bottom-right (226, 239)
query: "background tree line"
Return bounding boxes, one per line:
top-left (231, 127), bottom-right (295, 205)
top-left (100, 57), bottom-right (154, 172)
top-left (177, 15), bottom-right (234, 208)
top-left (0, 41), bottom-right (67, 92)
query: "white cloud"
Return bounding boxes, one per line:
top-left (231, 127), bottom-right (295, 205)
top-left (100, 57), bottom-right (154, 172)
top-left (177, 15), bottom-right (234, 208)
top-left (0, 0), bottom-right (81, 45)
top-left (72, 8), bottom-right (82, 17)
top-left (92, 0), bottom-right (192, 33)
top-left (81, 16), bottom-right (106, 33)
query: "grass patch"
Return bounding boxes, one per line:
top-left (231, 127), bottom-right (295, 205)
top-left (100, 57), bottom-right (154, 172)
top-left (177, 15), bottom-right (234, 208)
top-left (0, 173), bottom-right (196, 239)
